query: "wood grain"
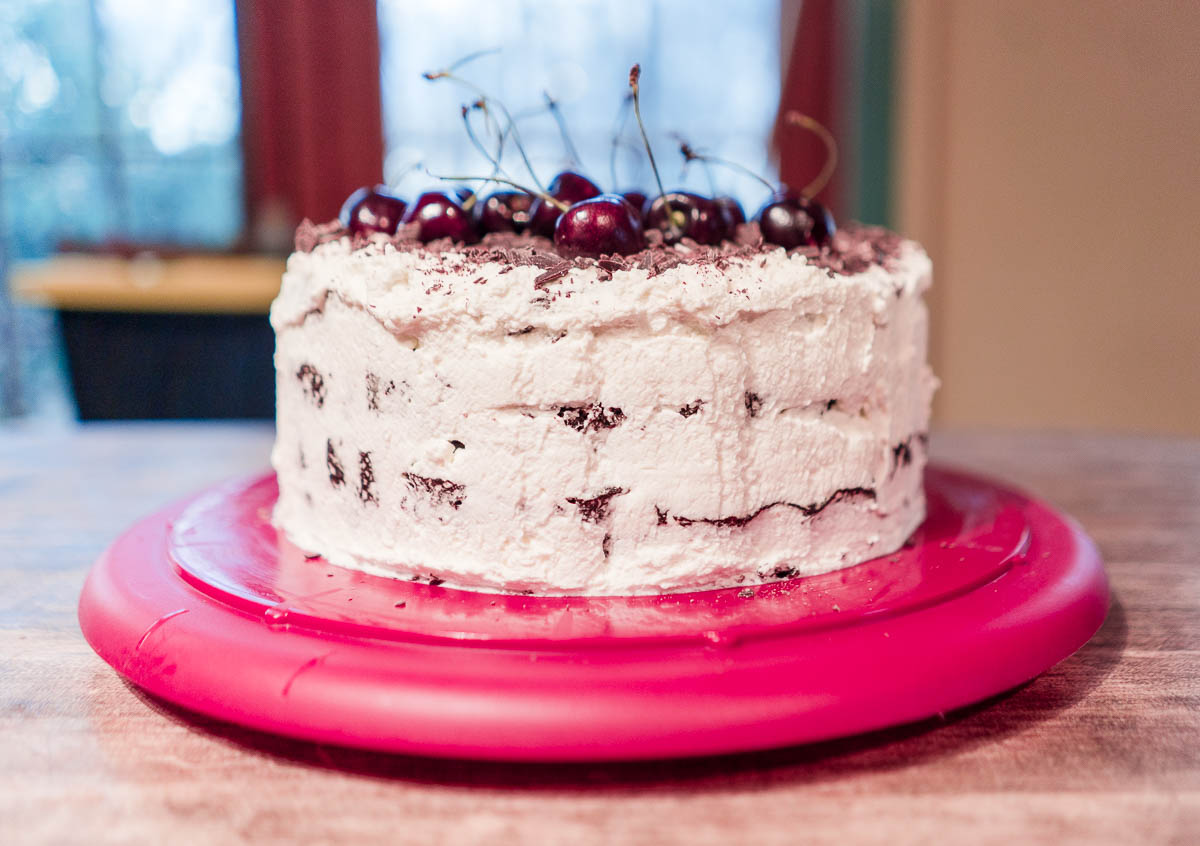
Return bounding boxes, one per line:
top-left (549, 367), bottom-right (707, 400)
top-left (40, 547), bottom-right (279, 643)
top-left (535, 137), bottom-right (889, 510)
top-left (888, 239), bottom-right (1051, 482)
top-left (1, 424), bottom-right (1198, 845)
top-left (9, 255), bottom-right (284, 314)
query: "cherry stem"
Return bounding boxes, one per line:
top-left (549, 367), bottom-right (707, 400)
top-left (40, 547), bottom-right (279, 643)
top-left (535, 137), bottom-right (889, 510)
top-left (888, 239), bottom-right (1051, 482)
top-left (457, 104), bottom-right (511, 210)
top-left (462, 104), bottom-right (502, 171)
top-left (387, 158), bottom-right (424, 190)
top-left (544, 91), bottom-right (582, 166)
top-left (609, 93), bottom-right (633, 189)
top-left (443, 48), bottom-right (501, 75)
top-left (784, 111), bottom-right (838, 198)
top-left (426, 171), bottom-right (569, 213)
top-left (672, 134), bottom-right (717, 194)
top-left (628, 65), bottom-right (679, 230)
top-left (679, 142), bottom-right (775, 193)
top-left (425, 69), bottom-right (547, 194)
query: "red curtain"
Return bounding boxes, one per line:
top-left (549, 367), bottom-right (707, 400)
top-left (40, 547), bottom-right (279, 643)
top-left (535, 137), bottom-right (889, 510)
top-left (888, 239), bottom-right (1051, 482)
top-left (236, 0), bottom-right (384, 246)
top-left (773, 0), bottom-right (842, 208)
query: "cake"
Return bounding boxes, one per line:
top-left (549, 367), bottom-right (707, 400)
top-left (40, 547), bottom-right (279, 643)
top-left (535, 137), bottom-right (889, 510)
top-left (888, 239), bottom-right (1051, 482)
top-left (269, 212), bottom-right (936, 595)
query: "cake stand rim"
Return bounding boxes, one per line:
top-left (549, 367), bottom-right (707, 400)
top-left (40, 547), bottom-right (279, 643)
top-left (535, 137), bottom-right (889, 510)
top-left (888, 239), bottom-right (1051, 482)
top-left (77, 464), bottom-right (1109, 761)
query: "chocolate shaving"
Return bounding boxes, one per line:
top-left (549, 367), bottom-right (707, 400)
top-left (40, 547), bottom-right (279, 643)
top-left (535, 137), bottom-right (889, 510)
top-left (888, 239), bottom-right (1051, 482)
top-left (402, 473), bottom-right (465, 509)
top-left (673, 487), bottom-right (876, 529)
top-left (566, 487), bottom-right (627, 524)
top-left (357, 451), bottom-right (378, 504)
top-left (294, 218), bottom-right (345, 253)
top-left (597, 257), bottom-right (629, 273)
top-left (891, 434), bottom-right (926, 473)
top-left (529, 252), bottom-right (563, 270)
top-left (326, 439), bottom-right (345, 488)
top-left (556, 403), bottom-right (626, 433)
top-left (646, 252), bottom-right (683, 278)
top-left (533, 261), bottom-right (572, 289)
top-left (295, 217), bottom-right (908, 278)
top-left (296, 363), bottom-right (326, 408)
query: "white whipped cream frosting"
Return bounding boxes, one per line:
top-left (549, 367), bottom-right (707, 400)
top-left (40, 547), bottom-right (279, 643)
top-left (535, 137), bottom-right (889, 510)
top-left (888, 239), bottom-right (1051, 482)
top-left (270, 234), bottom-right (936, 594)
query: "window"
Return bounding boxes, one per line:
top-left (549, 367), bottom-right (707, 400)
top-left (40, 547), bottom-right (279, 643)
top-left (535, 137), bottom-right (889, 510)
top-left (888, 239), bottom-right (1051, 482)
top-left (1, 0), bottom-right (244, 258)
top-left (0, 0), bottom-right (243, 417)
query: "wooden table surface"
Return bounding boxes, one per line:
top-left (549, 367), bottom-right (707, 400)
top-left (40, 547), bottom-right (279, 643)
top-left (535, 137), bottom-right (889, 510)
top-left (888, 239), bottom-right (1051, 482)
top-left (10, 254), bottom-right (284, 314)
top-left (2, 423), bottom-right (1197, 845)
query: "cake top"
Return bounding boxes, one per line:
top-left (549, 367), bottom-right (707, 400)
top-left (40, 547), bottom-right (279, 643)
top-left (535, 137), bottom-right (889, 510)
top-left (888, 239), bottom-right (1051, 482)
top-left (302, 61), bottom-right (870, 262)
top-left (275, 59), bottom-right (932, 336)
top-left (294, 217), bottom-right (907, 277)
top-left (273, 220), bottom-right (930, 338)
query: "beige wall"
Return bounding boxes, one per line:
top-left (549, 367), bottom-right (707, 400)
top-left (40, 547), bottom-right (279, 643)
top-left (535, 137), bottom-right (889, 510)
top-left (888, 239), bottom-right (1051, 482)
top-left (894, 0), bottom-right (1200, 435)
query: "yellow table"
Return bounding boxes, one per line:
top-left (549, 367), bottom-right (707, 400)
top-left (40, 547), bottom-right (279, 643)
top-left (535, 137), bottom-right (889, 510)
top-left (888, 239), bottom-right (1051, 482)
top-left (9, 253), bottom-right (285, 314)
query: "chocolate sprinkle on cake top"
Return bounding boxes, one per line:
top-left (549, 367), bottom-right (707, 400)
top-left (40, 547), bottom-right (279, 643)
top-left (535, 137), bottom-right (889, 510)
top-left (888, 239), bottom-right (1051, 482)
top-left (294, 219), bottom-right (906, 277)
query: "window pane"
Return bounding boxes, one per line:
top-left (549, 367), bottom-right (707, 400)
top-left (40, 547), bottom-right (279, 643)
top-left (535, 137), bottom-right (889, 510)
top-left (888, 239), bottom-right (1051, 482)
top-left (123, 158), bottom-right (243, 246)
top-left (96, 0), bottom-right (242, 157)
top-left (0, 0), bottom-right (101, 142)
top-left (0, 0), bottom-right (247, 420)
top-left (2, 156), bottom-right (116, 257)
top-left (0, 0), bottom-right (244, 259)
top-left (377, 0), bottom-right (780, 206)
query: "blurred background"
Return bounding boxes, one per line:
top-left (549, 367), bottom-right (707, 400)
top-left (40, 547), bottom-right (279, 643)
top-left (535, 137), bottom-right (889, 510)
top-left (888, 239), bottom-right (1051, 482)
top-left (1, 0), bottom-right (1197, 433)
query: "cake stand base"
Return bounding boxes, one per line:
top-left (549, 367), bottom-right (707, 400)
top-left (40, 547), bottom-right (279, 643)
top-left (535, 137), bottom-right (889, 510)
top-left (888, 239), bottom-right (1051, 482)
top-left (78, 466), bottom-right (1107, 761)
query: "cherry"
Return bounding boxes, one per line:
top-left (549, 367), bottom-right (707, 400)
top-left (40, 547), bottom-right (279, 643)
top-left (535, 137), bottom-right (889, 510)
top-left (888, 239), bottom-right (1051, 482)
top-left (756, 188), bottom-right (836, 248)
top-left (673, 140), bottom-right (747, 240)
top-left (643, 192), bottom-right (724, 245)
top-left (472, 191), bottom-right (534, 233)
top-left (400, 191), bottom-right (479, 244)
top-left (715, 196), bottom-right (745, 236)
top-left (528, 171), bottom-right (601, 236)
top-left (671, 112), bottom-right (840, 246)
top-left (621, 190), bottom-right (648, 213)
top-left (554, 195), bottom-right (643, 258)
top-left (340, 187), bottom-right (407, 236)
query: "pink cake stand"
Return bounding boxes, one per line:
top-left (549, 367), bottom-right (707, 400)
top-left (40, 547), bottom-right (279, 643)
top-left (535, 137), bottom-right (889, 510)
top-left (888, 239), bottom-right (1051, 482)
top-left (78, 466), bottom-right (1107, 761)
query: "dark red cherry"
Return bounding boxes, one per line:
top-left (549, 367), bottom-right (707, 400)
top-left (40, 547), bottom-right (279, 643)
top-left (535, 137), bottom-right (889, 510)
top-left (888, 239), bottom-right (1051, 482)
top-left (340, 187), bottom-right (407, 236)
top-left (621, 190), bottom-right (648, 213)
top-left (643, 192), bottom-right (724, 245)
top-left (400, 191), bottom-right (479, 244)
top-left (553, 195), bottom-right (643, 258)
top-left (715, 196), bottom-right (746, 237)
top-left (756, 189), bottom-right (836, 248)
top-left (472, 191), bottom-right (535, 233)
top-left (528, 171), bottom-right (601, 237)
